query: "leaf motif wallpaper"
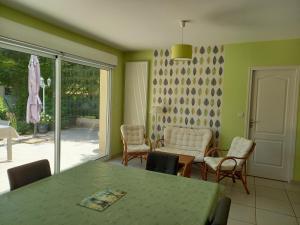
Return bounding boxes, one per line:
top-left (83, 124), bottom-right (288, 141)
top-left (151, 45), bottom-right (224, 144)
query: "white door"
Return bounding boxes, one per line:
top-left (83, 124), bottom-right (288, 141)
top-left (124, 62), bottom-right (148, 126)
top-left (248, 68), bottom-right (298, 181)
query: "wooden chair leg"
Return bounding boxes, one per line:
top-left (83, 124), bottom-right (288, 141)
top-left (240, 166), bottom-right (250, 194)
top-left (241, 174), bottom-right (250, 194)
top-left (124, 154), bottom-right (128, 166)
top-left (216, 169), bottom-right (220, 182)
top-left (232, 173), bottom-right (236, 183)
top-left (122, 152), bottom-right (125, 165)
top-left (203, 163), bottom-right (208, 181)
top-left (200, 163), bottom-right (205, 180)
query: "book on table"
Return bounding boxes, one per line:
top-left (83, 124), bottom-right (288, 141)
top-left (79, 189), bottom-right (126, 212)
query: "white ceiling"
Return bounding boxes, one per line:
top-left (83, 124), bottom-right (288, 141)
top-left (1, 0), bottom-right (300, 51)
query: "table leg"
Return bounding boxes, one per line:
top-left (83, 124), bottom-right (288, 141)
top-left (7, 137), bottom-right (12, 161)
top-left (182, 163), bottom-right (192, 178)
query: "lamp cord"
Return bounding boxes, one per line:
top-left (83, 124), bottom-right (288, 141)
top-left (181, 25), bottom-right (183, 45)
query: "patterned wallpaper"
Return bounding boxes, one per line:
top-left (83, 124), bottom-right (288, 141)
top-left (150, 45), bottom-right (224, 144)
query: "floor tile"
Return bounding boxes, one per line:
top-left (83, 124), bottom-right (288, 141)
top-left (229, 203), bottom-right (256, 224)
top-left (256, 196), bottom-right (295, 216)
top-left (221, 184), bottom-right (232, 195)
top-left (228, 190), bottom-right (255, 207)
top-left (255, 177), bottom-right (285, 189)
top-left (292, 203), bottom-right (300, 217)
top-left (297, 217), bottom-right (300, 225)
top-left (230, 183), bottom-right (255, 194)
top-left (247, 176), bottom-right (255, 185)
top-left (256, 208), bottom-right (298, 225)
top-left (227, 219), bottom-right (255, 225)
top-left (285, 182), bottom-right (300, 193)
top-left (224, 176), bottom-right (254, 186)
top-left (256, 185), bottom-right (289, 201)
top-left (288, 191), bottom-right (300, 204)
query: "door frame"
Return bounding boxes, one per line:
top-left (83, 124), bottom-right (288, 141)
top-left (245, 66), bottom-right (300, 182)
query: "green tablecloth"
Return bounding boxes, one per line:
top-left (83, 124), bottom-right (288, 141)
top-left (0, 161), bottom-right (219, 225)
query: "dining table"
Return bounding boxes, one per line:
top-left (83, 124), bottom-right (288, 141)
top-left (0, 160), bottom-right (219, 225)
top-left (0, 124), bottom-right (19, 161)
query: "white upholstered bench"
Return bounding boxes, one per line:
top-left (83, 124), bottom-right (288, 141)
top-left (155, 126), bottom-right (213, 163)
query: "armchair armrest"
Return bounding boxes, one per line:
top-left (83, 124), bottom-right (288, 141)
top-left (205, 147), bottom-right (228, 157)
top-left (217, 156), bottom-right (238, 171)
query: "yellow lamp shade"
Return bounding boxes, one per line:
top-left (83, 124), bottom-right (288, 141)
top-left (171, 44), bottom-right (192, 61)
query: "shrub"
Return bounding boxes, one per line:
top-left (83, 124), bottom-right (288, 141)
top-left (0, 96), bottom-right (8, 120)
top-left (16, 120), bottom-right (33, 135)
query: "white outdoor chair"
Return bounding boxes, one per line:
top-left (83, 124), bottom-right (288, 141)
top-left (203, 137), bottom-right (256, 194)
top-left (120, 125), bottom-right (152, 166)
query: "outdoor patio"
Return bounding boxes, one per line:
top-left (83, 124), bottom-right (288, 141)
top-left (0, 127), bottom-right (102, 194)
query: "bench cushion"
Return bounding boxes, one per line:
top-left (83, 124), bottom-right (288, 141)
top-left (156, 147), bottom-right (204, 162)
top-left (164, 126), bottom-right (212, 153)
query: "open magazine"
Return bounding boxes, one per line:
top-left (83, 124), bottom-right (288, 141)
top-left (79, 189), bottom-right (126, 212)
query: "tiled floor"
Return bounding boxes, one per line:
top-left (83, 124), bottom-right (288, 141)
top-left (109, 157), bottom-right (300, 225)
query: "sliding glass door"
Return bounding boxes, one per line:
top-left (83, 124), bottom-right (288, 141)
top-left (0, 47), bottom-right (55, 193)
top-left (0, 37), bottom-right (112, 193)
top-left (60, 60), bottom-right (101, 171)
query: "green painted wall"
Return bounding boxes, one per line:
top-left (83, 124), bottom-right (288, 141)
top-left (124, 50), bottom-right (153, 136)
top-left (0, 4), bottom-right (124, 157)
top-left (125, 39), bottom-right (300, 181)
top-left (221, 39), bottom-right (300, 180)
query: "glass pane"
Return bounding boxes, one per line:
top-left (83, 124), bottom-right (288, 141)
top-left (0, 47), bottom-right (55, 193)
top-left (60, 61), bottom-right (101, 171)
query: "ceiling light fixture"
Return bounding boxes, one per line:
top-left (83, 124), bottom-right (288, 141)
top-left (171, 20), bottom-right (192, 61)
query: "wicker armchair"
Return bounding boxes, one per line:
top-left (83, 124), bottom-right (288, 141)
top-left (203, 137), bottom-right (256, 194)
top-left (120, 125), bottom-right (151, 166)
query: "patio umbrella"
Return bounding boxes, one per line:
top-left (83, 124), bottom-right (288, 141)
top-left (26, 55), bottom-right (42, 134)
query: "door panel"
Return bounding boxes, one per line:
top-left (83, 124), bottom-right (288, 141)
top-left (255, 77), bottom-right (287, 134)
top-left (248, 69), bottom-right (297, 181)
top-left (253, 139), bottom-right (283, 166)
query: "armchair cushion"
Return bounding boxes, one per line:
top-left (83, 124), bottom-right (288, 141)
top-left (120, 125), bottom-right (145, 145)
top-left (204, 157), bottom-right (239, 171)
top-left (127, 144), bottom-right (150, 153)
top-left (227, 137), bottom-right (253, 166)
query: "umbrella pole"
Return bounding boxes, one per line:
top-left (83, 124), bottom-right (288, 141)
top-left (33, 123), bottom-right (37, 137)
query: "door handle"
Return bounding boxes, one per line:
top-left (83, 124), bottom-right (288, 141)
top-left (249, 120), bottom-right (259, 128)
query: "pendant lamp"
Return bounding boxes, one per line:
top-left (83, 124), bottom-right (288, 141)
top-left (171, 20), bottom-right (192, 61)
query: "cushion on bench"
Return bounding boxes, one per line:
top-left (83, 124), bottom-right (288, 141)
top-left (156, 126), bottom-right (212, 162)
top-left (157, 147), bottom-right (205, 162)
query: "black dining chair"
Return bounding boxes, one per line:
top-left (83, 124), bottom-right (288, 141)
top-left (146, 151), bottom-right (179, 175)
top-left (7, 159), bottom-right (51, 191)
top-left (206, 197), bottom-right (231, 225)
